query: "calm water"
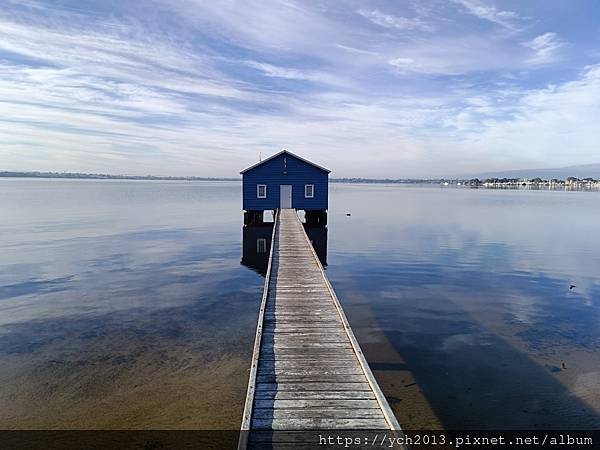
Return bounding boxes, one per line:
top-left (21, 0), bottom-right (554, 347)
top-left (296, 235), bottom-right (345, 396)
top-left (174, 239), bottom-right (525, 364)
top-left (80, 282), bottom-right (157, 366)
top-left (0, 179), bottom-right (599, 430)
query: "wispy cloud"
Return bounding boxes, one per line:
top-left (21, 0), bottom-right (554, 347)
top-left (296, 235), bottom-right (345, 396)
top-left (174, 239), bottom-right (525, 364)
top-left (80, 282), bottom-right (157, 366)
top-left (447, 64), bottom-right (600, 172)
top-left (357, 9), bottom-right (433, 32)
top-left (523, 32), bottom-right (565, 66)
top-left (335, 44), bottom-right (379, 57)
top-left (389, 57), bottom-right (417, 70)
top-left (386, 34), bottom-right (527, 75)
top-left (450, 0), bottom-right (520, 30)
top-left (243, 60), bottom-right (348, 87)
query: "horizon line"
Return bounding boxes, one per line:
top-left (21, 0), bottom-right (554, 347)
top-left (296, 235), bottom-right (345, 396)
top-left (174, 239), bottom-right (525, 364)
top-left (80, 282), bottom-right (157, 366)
top-left (2, 170), bottom-right (600, 183)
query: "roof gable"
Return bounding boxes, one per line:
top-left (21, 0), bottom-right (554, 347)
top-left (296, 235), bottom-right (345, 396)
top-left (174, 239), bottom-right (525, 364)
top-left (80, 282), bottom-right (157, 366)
top-left (240, 150), bottom-right (331, 174)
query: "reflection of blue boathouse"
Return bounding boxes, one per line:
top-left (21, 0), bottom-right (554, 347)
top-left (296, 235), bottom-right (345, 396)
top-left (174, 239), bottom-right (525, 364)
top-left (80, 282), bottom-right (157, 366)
top-left (241, 225), bottom-right (274, 276)
top-left (241, 223), bottom-right (327, 276)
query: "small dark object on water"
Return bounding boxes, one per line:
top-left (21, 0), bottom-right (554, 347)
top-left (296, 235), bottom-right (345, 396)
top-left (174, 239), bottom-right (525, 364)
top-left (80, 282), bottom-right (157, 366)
top-left (404, 382), bottom-right (417, 387)
top-left (346, 213), bottom-right (351, 216)
top-left (561, 361), bottom-right (567, 370)
top-left (569, 284), bottom-right (576, 290)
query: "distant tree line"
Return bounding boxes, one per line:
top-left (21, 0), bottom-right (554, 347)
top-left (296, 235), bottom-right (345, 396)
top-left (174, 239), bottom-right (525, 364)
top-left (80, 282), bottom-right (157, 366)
top-left (331, 178), bottom-right (441, 184)
top-left (0, 171), bottom-right (238, 181)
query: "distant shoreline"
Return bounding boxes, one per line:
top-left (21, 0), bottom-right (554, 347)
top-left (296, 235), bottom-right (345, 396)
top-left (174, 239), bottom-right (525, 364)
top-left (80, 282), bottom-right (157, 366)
top-left (0, 171), bottom-right (238, 182)
top-left (1, 171), bottom-right (599, 188)
top-left (0, 171), bottom-right (443, 183)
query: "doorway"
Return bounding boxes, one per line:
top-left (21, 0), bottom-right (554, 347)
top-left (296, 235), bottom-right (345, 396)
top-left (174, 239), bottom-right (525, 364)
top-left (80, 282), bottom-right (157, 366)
top-left (280, 185), bottom-right (292, 209)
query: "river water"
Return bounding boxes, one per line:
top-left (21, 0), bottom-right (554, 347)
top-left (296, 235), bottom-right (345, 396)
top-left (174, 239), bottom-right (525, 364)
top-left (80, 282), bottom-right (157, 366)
top-left (0, 179), bottom-right (598, 430)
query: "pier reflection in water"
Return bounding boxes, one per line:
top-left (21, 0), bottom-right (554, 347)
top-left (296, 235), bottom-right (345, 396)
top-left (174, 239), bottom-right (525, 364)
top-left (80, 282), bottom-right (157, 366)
top-left (241, 221), bottom-right (327, 276)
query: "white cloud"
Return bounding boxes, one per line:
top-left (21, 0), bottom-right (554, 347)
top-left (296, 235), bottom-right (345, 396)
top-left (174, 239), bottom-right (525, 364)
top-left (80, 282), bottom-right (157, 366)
top-left (455, 64), bottom-right (600, 171)
top-left (386, 35), bottom-right (524, 75)
top-left (357, 9), bottom-right (433, 32)
top-left (245, 61), bottom-right (309, 80)
top-left (243, 60), bottom-right (347, 87)
top-left (450, 0), bottom-right (520, 30)
top-left (523, 32), bottom-right (565, 66)
top-left (0, 19), bottom-right (253, 100)
top-left (158, 0), bottom-right (347, 60)
top-left (389, 57), bottom-right (416, 68)
top-left (335, 44), bottom-right (379, 56)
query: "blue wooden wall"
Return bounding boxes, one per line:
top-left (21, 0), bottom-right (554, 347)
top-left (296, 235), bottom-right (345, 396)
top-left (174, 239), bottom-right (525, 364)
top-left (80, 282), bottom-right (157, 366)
top-left (242, 152), bottom-right (328, 211)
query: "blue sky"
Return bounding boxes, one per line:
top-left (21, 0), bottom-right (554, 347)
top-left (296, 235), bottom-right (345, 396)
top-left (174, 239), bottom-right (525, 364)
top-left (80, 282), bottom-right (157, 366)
top-left (1, 0), bottom-right (599, 177)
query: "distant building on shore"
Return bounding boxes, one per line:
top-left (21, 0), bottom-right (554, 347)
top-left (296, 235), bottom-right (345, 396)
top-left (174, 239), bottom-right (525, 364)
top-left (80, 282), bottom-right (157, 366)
top-left (457, 176), bottom-right (600, 190)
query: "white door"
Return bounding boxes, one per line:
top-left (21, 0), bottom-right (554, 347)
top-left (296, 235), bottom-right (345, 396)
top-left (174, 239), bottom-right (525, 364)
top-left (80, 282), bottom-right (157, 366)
top-left (280, 185), bottom-right (292, 209)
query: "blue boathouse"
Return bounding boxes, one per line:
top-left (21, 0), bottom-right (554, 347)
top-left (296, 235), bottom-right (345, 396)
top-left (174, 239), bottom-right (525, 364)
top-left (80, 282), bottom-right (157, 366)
top-left (241, 150), bottom-right (330, 225)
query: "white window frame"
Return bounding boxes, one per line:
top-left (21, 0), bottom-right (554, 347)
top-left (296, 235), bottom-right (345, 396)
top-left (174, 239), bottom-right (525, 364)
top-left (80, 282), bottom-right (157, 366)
top-left (257, 184), bottom-right (267, 198)
top-left (257, 238), bottom-right (267, 254)
top-left (305, 184), bottom-right (314, 198)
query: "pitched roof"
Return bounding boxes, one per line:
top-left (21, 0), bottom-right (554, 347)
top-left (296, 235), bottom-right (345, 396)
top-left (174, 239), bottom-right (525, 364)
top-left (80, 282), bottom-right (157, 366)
top-left (240, 150), bottom-right (331, 174)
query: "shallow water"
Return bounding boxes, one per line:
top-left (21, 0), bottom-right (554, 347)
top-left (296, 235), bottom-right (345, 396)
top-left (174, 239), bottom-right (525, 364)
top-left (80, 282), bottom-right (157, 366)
top-left (0, 179), bottom-right (599, 430)
top-left (0, 179), bottom-right (259, 429)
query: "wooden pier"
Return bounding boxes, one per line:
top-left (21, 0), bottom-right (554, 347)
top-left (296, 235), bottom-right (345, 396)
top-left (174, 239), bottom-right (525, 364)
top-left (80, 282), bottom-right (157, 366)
top-left (240, 209), bottom-right (402, 448)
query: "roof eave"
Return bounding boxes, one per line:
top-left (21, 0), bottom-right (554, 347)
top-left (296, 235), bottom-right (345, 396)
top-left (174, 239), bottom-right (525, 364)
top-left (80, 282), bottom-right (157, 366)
top-left (240, 150), bottom-right (331, 174)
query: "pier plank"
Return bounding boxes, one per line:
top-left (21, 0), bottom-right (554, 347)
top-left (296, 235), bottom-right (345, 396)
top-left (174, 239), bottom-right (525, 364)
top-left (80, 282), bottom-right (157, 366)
top-left (254, 391), bottom-right (376, 400)
top-left (251, 417), bottom-right (389, 430)
top-left (252, 408), bottom-right (384, 419)
top-left (255, 382), bottom-right (373, 392)
top-left (254, 399), bottom-right (380, 409)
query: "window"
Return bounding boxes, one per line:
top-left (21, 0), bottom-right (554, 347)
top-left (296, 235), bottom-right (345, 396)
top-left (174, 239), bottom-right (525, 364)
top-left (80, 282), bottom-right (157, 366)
top-left (257, 238), bottom-right (267, 254)
top-left (305, 184), bottom-right (314, 198)
top-left (257, 184), bottom-right (267, 198)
